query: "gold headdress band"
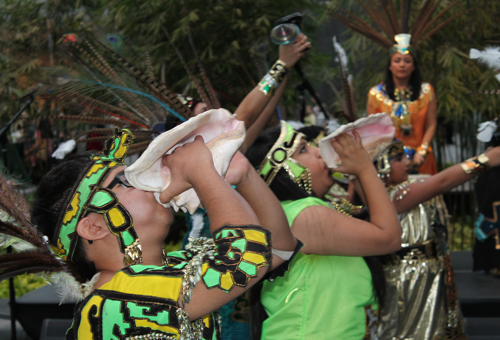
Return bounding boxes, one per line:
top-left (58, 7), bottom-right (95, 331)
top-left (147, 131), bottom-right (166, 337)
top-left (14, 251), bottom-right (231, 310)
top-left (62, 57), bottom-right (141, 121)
top-left (258, 121), bottom-right (312, 194)
top-left (390, 33), bottom-right (415, 56)
top-left (375, 139), bottom-right (405, 177)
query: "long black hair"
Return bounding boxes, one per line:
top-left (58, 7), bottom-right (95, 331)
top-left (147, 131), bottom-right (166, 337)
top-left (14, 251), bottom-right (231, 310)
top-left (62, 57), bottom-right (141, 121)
top-left (31, 152), bottom-right (97, 283)
top-left (384, 52), bottom-right (422, 101)
top-left (246, 124), bottom-right (386, 340)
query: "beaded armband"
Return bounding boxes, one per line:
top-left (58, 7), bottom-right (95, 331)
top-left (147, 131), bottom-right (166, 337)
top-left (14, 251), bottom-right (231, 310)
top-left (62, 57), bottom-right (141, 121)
top-left (258, 60), bottom-right (288, 97)
top-left (460, 153), bottom-right (490, 175)
top-left (201, 225), bottom-right (272, 293)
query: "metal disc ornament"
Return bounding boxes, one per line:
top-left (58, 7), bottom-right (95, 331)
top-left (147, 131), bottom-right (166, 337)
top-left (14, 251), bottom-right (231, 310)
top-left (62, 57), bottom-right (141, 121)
top-left (270, 23), bottom-right (300, 45)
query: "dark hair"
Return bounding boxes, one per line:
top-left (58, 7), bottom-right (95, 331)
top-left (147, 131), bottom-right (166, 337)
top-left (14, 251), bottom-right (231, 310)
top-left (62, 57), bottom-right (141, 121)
top-left (297, 125), bottom-right (325, 143)
top-left (30, 152), bottom-right (96, 283)
top-left (246, 125), bottom-right (311, 201)
top-left (384, 52), bottom-right (421, 101)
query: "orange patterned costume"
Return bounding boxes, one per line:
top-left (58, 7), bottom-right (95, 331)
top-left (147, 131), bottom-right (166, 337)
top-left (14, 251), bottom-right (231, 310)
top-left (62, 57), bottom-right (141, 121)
top-left (367, 83), bottom-right (437, 174)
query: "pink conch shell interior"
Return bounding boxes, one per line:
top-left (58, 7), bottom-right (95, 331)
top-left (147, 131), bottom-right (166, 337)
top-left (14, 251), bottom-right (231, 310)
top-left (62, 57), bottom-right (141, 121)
top-left (319, 113), bottom-right (395, 168)
top-left (125, 109), bottom-right (245, 214)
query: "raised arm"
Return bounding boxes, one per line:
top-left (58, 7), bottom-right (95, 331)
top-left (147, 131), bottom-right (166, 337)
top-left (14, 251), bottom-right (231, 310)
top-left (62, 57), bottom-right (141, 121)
top-left (225, 152), bottom-right (298, 264)
top-left (234, 34), bottom-right (310, 129)
top-left (239, 75), bottom-right (289, 153)
top-left (160, 138), bottom-right (294, 320)
top-left (291, 132), bottom-right (401, 256)
top-left (393, 146), bottom-right (500, 213)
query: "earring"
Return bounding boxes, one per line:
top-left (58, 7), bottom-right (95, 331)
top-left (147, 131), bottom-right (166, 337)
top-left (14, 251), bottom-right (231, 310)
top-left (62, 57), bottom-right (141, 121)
top-left (88, 240), bottom-right (93, 245)
top-left (162, 248), bottom-right (169, 265)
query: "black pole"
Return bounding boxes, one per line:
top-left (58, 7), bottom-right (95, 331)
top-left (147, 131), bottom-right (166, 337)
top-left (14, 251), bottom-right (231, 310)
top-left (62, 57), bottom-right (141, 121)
top-left (7, 246), bottom-right (16, 340)
top-left (294, 62), bottom-right (330, 121)
top-left (403, 0), bottom-right (412, 33)
top-left (0, 96), bottom-right (35, 144)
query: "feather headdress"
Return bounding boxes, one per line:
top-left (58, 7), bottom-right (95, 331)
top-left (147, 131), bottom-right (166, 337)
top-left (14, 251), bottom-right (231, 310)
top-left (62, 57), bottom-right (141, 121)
top-left (0, 172), bottom-right (87, 302)
top-left (326, 36), bottom-right (357, 122)
top-left (41, 33), bottom-right (221, 154)
top-left (326, 0), bottom-right (462, 51)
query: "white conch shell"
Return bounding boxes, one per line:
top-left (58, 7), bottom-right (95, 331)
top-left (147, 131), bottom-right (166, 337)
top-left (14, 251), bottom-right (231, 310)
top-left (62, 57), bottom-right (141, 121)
top-left (125, 109), bottom-right (245, 214)
top-left (319, 113), bottom-right (395, 168)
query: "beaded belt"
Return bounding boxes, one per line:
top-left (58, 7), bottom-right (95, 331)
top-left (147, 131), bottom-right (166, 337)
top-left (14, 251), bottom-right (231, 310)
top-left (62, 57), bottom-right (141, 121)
top-left (396, 240), bottom-right (437, 261)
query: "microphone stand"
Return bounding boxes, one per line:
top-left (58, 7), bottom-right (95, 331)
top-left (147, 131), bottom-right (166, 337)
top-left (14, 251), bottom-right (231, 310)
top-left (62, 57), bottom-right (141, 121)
top-left (0, 95), bottom-right (35, 144)
top-left (293, 62), bottom-right (330, 122)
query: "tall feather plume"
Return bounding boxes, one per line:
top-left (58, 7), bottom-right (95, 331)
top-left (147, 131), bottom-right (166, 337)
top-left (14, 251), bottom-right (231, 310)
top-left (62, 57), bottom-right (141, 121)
top-left (39, 33), bottom-right (199, 152)
top-left (55, 44), bottom-right (156, 127)
top-left (325, 6), bottom-right (393, 48)
top-left (0, 174), bottom-right (31, 226)
top-left (92, 37), bottom-right (192, 120)
top-left (332, 36), bottom-right (357, 122)
top-left (325, 0), bottom-right (461, 50)
top-left (161, 26), bottom-right (214, 110)
top-left (63, 37), bottom-right (159, 124)
top-left (0, 172), bottom-right (66, 282)
top-left (187, 27), bottom-right (221, 109)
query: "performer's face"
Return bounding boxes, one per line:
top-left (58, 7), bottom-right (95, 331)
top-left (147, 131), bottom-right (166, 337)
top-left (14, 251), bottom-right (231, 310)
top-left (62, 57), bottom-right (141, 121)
top-left (292, 138), bottom-right (334, 198)
top-left (104, 166), bottom-right (173, 242)
top-left (192, 102), bottom-right (208, 117)
top-left (389, 154), bottom-right (411, 185)
top-left (389, 53), bottom-right (415, 81)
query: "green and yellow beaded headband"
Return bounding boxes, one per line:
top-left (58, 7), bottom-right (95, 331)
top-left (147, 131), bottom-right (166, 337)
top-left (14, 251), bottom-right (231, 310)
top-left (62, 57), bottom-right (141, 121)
top-left (53, 128), bottom-right (141, 266)
top-left (258, 121), bottom-right (312, 194)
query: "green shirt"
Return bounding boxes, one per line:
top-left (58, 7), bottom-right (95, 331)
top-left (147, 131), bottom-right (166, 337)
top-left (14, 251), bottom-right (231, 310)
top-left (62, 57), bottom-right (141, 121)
top-left (261, 197), bottom-right (378, 340)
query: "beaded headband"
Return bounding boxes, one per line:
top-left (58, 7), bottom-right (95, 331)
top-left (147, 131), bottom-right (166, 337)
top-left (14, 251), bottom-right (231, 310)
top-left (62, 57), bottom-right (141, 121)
top-left (258, 121), bottom-right (312, 194)
top-left (53, 128), bottom-right (142, 266)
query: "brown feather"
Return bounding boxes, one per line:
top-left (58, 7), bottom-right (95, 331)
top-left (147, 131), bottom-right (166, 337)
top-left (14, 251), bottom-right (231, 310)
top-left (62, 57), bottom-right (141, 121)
top-left (0, 250), bottom-right (64, 281)
top-left (357, 0), bottom-right (394, 40)
top-left (64, 38), bottom-right (159, 124)
top-left (162, 26), bottom-right (213, 110)
top-left (93, 38), bottom-right (192, 120)
top-left (187, 28), bottom-right (221, 109)
top-left (50, 115), bottom-right (129, 126)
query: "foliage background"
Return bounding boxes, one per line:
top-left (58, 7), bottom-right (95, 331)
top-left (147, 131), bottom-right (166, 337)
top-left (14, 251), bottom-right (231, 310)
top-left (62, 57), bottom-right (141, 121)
top-left (1, 1), bottom-right (500, 298)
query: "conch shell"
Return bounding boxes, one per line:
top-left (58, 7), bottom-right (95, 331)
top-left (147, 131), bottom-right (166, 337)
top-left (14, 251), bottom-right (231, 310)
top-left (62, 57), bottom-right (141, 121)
top-left (319, 113), bottom-right (395, 168)
top-left (125, 109), bottom-right (245, 214)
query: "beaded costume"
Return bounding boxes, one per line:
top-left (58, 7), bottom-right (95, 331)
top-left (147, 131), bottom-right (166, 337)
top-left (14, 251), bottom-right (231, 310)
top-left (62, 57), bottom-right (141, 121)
top-left (368, 83), bottom-right (437, 175)
top-left (66, 225), bottom-right (272, 339)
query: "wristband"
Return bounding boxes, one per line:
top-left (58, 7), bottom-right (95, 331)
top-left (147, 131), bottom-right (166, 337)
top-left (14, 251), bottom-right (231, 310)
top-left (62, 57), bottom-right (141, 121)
top-left (460, 153), bottom-right (490, 175)
top-left (258, 60), bottom-right (288, 97)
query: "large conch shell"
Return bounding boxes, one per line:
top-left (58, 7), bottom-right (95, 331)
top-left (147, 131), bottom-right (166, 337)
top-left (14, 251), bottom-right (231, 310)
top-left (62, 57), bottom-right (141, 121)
top-left (319, 113), bottom-right (395, 168)
top-left (125, 109), bottom-right (245, 214)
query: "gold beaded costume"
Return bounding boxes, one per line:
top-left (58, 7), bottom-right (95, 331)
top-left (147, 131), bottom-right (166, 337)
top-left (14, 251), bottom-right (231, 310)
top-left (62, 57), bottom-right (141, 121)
top-left (377, 183), bottom-right (466, 340)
